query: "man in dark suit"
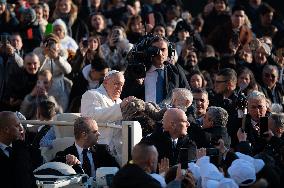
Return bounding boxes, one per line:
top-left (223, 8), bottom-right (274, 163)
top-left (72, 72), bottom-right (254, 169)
top-left (122, 35), bottom-right (189, 104)
top-left (0, 111), bottom-right (37, 188)
top-left (143, 108), bottom-right (194, 167)
top-left (54, 117), bottom-right (119, 177)
top-left (112, 142), bottom-right (181, 188)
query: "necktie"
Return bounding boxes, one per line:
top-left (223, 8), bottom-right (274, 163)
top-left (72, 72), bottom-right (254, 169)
top-left (172, 140), bottom-right (177, 149)
top-left (82, 149), bottom-right (92, 176)
top-left (156, 69), bottom-right (165, 104)
top-left (5, 146), bottom-right (12, 157)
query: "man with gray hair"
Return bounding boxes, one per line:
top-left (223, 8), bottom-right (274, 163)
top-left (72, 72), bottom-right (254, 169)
top-left (171, 88), bottom-right (193, 112)
top-left (202, 106), bottom-right (231, 148)
top-left (81, 71), bottom-right (134, 122)
top-left (260, 64), bottom-right (284, 105)
top-left (235, 91), bottom-right (269, 154)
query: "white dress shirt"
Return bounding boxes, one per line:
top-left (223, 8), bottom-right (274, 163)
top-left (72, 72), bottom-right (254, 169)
top-left (75, 143), bottom-right (96, 177)
top-left (144, 65), bottom-right (164, 103)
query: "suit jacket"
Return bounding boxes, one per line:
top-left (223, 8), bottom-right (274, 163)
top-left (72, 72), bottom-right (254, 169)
top-left (0, 140), bottom-right (37, 188)
top-left (260, 82), bottom-right (284, 105)
top-left (54, 143), bottom-right (120, 173)
top-left (112, 163), bottom-right (161, 188)
top-left (122, 63), bottom-right (189, 102)
top-left (81, 84), bottom-right (123, 122)
top-left (143, 127), bottom-right (195, 167)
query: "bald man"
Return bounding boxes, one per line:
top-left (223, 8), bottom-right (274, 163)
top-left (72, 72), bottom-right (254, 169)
top-left (112, 142), bottom-right (181, 188)
top-left (143, 108), bottom-right (194, 166)
top-left (112, 142), bottom-right (160, 188)
top-left (81, 71), bottom-right (134, 122)
top-left (0, 111), bottom-right (37, 188)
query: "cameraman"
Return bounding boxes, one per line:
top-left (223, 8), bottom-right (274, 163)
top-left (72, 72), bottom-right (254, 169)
top-left (33, 34), bottom-right (72, 112)
top-left (0, 34), bottom-right (24, 111)
top-left (123, 35), bottom-right (189, 105)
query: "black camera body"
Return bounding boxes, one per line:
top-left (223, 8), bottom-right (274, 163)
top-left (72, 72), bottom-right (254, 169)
top-left (126, 34), bottom-right (175, 79)
top-left (0, 35), bottom-right (10, 46)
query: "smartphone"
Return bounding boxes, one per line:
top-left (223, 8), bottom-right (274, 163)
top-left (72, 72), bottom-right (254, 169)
top-left (260, 116), bottom-right (268, 136)
top-left (206, 148), bottom-right (220, 167)
top-left (206, 148), bottom-right (219, 156)
top-left (178, 146), bottom-right (197, 169)
top-left (82, 37), bottom-right (88, 48)
top-left (37, 80), bottom-right (44, 88)
top-left (0, 35), bottom-right (10, 46)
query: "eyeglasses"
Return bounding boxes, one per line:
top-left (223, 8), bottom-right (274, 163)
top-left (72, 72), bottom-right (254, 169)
top-left (249, 105), bottom-right (266, 110)
top-left (264, 73), bottom-right (276, 79)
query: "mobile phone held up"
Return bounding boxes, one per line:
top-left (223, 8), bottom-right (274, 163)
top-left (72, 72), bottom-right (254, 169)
top-left (260, 116), bottom-right (269, 137)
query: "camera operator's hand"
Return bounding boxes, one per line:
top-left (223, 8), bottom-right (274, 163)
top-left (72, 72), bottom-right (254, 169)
top-left (237, 128), bottom-right (247, 142)
top-left (5, 43), bottom-right (15, 56)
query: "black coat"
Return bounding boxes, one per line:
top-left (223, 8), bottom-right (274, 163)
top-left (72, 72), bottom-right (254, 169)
top-left (0, 140), bottom-right (37, 188)
top-left (112, 163), bottom-right (161, 188)
top-left (143, 127), bottom-right (195, 167)
top-left (122, 63), bottom-right (189, 101)
top-left (260, 82), bottom-right (284, 105)
top-left (54, 143), bottom-right (120, 173)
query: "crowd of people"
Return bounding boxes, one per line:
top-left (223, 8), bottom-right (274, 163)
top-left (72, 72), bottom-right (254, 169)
top-left (1, 0), bottom-right (284, 187)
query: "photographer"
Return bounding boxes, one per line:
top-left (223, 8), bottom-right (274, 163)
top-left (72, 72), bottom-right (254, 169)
top-left (0, 34), bottom-right (23, 111)
top-left (70, 34), bottom-right (103, 78)
top-left (101, 26), bottom-right (133, 70)
top-left (123, 35), bottom-right (189, 105)
top-left (33, 33), bottom-right (72, 112)
top-left (20, 70), bottom-right (62, 120)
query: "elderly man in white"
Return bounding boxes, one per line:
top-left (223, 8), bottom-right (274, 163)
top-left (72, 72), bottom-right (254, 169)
top-left (81, 70), bottom-right (132, 123)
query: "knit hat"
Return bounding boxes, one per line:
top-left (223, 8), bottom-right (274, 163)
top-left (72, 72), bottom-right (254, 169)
top-left (52, 19), bottom-right (68, 35)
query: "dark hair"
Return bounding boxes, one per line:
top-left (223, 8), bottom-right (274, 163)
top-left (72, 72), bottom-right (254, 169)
top-left (231, 5), bottom-right (245, 14)
top-left (219, 55), bottom-right (237, 70)
top-left (217, 68), bottom-right (237, 83)
top-left (258, 3), bottom-right (275, 15)
top-left (73, 117), bottom-right (93, 140)
top-left (187, 70), bottom-right (206, 89)
top-left (192, 88), bottom-right (208, 96)
top-left (37, 100), bottom-right (56, 120)
top-left (214, 0), bottom-right (228, 6)
top-left (90, 56), bottom-right (109, 71)
top-left (237, 67), bottom-right (256, 87)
